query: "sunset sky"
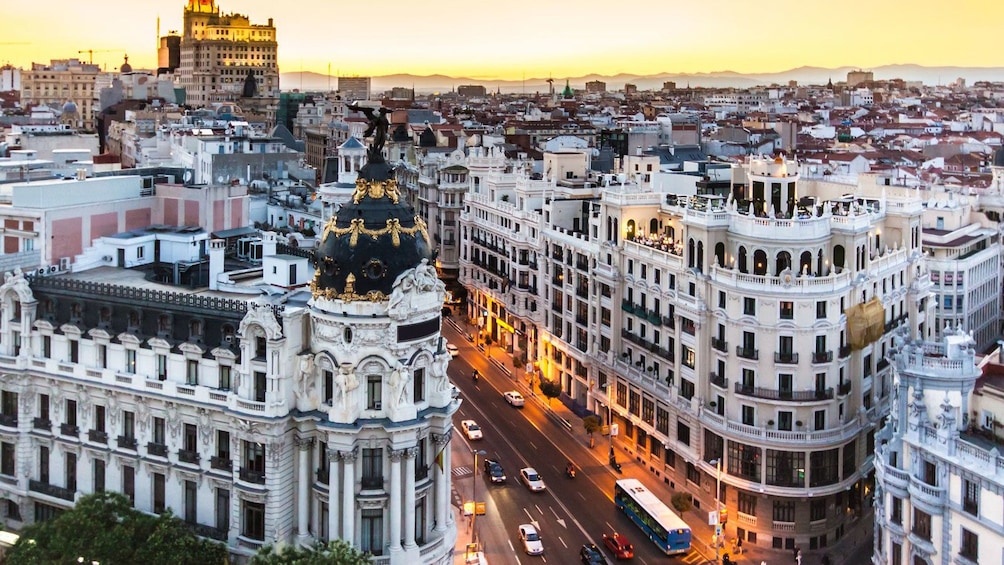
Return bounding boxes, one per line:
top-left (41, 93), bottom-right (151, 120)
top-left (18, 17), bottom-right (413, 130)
top-left (1, 0), bottom-right (1001, 80)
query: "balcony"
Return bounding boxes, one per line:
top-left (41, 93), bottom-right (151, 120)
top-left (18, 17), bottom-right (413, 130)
top-left (774, 352), bottom-right (799, 364)
top-left (187, 522), bottom-right (228, 542)
top-left (59, 423), bottom-right (79, 437)
top-left (838, 381), bottom-right (852, 396)
top-left (812, 351), bottom-right (834, 363)
top-left (29, 479), bottom-right (75, 501)
top-left (87, 429), bottom-right (108, 444)
top-left (908, 476), bottom-right (946, 513)
top-left (239, 468), bottom-right (266, 484)
top-left (147, 442), bottom-right (168, 457)
top-left (33, 417), bottom-right (51, 431)
top-left (0, 413), bottom-right (17, 428)
top-left (210, 456), bottom-right (233, 472)
top-left (734, 383), bottom-right (834, 401)
top-left (361, 476), bottom-right (384, 490)
top-left (117, 435), bottom-right (138, 450)
top-left (711, 337), bottom-right (727, 353)
top-left (178, 450), bottom-right (201, 465)
top-left (839, 344), bottom-right (852, 359)
top-left (736, 346), bottom-right (759, 360)
top-left (709, 372), bottom-right (727, 389)
top-left (662, 316), bottom-right (675, 329)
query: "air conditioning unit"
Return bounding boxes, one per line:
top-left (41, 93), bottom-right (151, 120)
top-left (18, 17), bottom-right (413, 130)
top-left (102, 256), bottom-right (113, 262)
top-left (59, 257), bottom-right (70, 271)
top-left (36, 267), bottom-right (46, 276)
top-left (48, 265), bottom-right (58, 274)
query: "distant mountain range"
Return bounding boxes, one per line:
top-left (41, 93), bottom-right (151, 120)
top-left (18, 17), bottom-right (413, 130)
top-left (279, 65), bottom-right (1004, 96)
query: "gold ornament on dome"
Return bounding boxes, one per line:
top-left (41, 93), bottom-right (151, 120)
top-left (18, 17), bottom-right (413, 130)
top-left (309, 275), bottom-right (388, 302)
top-left (352, 178), bottom-right (401, 204)
top-left (320, 216), bottom-right (430, 248)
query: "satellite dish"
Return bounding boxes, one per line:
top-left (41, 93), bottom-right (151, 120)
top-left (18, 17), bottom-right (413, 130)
top-left (217, 175), bottom-right (226, 184)
top-left (183, 170), bottom-right (193, 184)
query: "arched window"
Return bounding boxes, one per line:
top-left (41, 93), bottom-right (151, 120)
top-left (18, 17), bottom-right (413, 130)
top-left (696, 241), bottom-right (704, 272)
top-left (738, 246), bottom-right (749, 273)
top-left (649, 218), bottom-right (659, 235)
top-left (833, 245), bottom-right (846, 270)
top-left (715, 242), bottom-right (726, 267)
top-left (687, 239), bottom-right (696, 268)
top-left (800, 251), bottom-right (813, 275)
top-left (625, 219), bottom-right (636, 241)
top-left (775, 251), bottom-right (792, 276)
top-left (753, 250), bottom-right (768, 276)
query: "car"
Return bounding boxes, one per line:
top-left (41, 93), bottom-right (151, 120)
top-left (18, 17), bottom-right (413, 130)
top-left (483, 458), bottom-right (506, 483)
top-left (602, 532), bottom-right (634, 560)
top-left (503, 390), bottom-right (525, 407)
top-left (446, 343), bottom-right (459, 358)
top-left (580, 543), bottom-right (609, 564)
top-left (518, 523), bottom-right (544, 555)
top-left (461, 419), bottom-right (483, 441)
top-left (519, 467), bottom-right (546, 492)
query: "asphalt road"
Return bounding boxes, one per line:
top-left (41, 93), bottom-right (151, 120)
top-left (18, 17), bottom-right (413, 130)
top-left (445, 322), bottom-right (709, 565)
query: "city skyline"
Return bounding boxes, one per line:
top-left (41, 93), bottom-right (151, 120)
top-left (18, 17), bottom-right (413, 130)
top-left (1, 0), bottom-right (1002, 82)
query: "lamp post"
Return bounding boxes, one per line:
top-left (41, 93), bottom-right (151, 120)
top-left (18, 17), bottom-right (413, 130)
top-left (710, 458), bottom-right (723, 564)
top-left (470, 448), bottom-right (487, 551)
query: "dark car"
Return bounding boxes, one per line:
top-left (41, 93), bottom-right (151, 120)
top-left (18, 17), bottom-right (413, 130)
top-left (483, 458), bottom-right (506, 483)
top-left (580, 543), bottom-right (609, 564)
top-left (602, 532), bottom-right (634, 560)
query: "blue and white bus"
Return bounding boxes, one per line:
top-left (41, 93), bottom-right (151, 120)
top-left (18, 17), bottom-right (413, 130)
top-left (614, 478), bottom-right (692, 555)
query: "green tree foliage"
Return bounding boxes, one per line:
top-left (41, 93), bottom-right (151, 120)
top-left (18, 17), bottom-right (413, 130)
top-left (538, 378), bottom-right (562, 406)
top-left (582, 415), bottom-right (601, 437)
top-left (251, 539), bottom-right (371, 565)
top-left (6, 492), bottom-right (227, 565)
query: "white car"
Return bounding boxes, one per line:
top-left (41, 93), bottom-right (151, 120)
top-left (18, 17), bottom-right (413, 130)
top-left (461, 419), bottom-right (483, 441)
top-left (503, 390), bottom-right (525, 407)
top-left (518, 523), bottom-right (544, 555)
top-left (519, 467), bottom-right (546, 492)
top-left (446, 343), bottom-right (459, 358)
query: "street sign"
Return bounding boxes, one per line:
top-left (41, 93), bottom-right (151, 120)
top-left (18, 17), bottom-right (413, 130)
top-left (708, 510), bottom-right (718, 525)
top-left (610, 423), bottom-right (619, 437)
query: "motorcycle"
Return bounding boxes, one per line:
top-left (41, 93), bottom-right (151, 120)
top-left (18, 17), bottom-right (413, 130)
top-left (565, 464), bottom-right (576, 479)
top-left (472, 370), bottom-right (479, 383)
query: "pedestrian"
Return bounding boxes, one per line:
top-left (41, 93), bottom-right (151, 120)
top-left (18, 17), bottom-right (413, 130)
top-left (792, 546), bottom-right (799, 562)
top-left (796, 548), bottom-right (803, 565)
top-left (736, 538), bottom-right (743, 554)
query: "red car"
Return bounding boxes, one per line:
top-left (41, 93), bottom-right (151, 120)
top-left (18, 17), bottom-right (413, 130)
top-left (602, 532), bottom-right (634, 559)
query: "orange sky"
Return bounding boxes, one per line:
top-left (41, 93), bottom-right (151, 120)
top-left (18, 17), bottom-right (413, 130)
top-left (1, 0), bottom-right (1001, 80)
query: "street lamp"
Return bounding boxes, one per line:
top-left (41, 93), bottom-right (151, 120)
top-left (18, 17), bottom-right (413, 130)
top-left (709, 458), bottom-right (723, 564)
top-left (470, 449), bottom-right (487, 551)
top-left (600, 382), bottom-right (617, 464)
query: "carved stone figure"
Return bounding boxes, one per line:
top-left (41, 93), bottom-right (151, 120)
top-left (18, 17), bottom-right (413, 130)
top-left (351, 104), bottom-right (390, 162)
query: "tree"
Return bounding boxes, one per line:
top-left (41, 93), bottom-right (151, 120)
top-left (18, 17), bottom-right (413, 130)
top-left (251, 539), bottom-right (371, 565)
top-left (5, 492), bottom-right (227, 565)
top-left (582, 415), bottom-right (601, 448)
top-left (538, 378), bottom-right (562, 407)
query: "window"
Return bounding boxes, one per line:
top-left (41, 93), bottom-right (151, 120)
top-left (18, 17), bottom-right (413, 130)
top-left (1, 391), bottom-right (18, 422)
top-left (810, 499), bottom-right (826, 521)
top-left (891, 543), bottom-right (901, 565)
top-left (912, 508), bottom-right (931, 540)
top-left (217, 431), bottom-right (231, 460)
top-left (218, 365), bottom-right (232, 390)
top-left (65, 399), bottom-right (77, 428)
top-left (69, 340), bottom-right (78, 363)
top-left (728, 441), bottom-right (760, 481)
top-left (243, 441), bottom-right (265, 473)
top-left (743, 297), bottom-right (756, 316)
top-left (814, 410), bottom-right (825, 431)
top-left (778, 411), bottom-right (793, 431)
top-left (323, 370), bottom-right (334, 404)
top-left (959, 528), bottom-right (978, 560)
top-left (413, 368), bottom-right (425, 402)
top-left (0, 442), bottom-right (14, 476)
top-left (123, 465), bottom-right (135, 505)
top-left (253, 371), bottom-right (266, 402)
top-left (216, 488), bottom-right (230, 533)
top-left (810, 449), bottom-right (839, 486)
top-left (123, 410), bottom-right (135, 439)
top-left (367, 375), bottom-right (382, 409)
top-left (39, 394), bottom-right (49, 422)
top-left (153, 417), bottom-right (166, 445)
top-left (126, 349), bottom-right (136, 374)
top-left (766, 450), bottom-right (804, 487)
top-left (889, 496), bottom-right (902, 525)
top-left (773, 500), bottom-right (795, 522)
top-left (156, 354), bottom-right (167, 380)
top-left (779, 301), bottom-right (793, 319)
top-left (97, 344), bottom-right (106, 368)
top-left (677, 422), bottom-right (690, 446)
top-left (737, 491), bottom-right (756, 516)
top-left (186, 359), bottom-right (199, 385)
top-left (94, 405), bottom-right (105, 433)
top-left (153, 472), bottom-right (166, 514)
top-left (686, 462), bottom-right (701, 486)
top-left (362, 448), bottom-right (383, 488)
top-left (38, 445), bottom-right (49, 483)
top-left (360, 508), bottom-right (384, 555)
top-left (718, 291), bottom-right (726, 308)
top-left (816, 301), bottom-right (827, 319)
top-left (93, 459), bottom-right (105, 492)
top-left (843, 440), bottom-right (856, 478)
top-left (963, 478), bottom-right (979, 515)
top-left (242, 500), bottom-right (265, 540)
top-left (184, 480), bottom-right (197, 523)
top-left (42, 335), bottom-right (51, 358)
top-left (184, 423), bottom-right (198, 453)
top-left (679, 379), bottom-right (694, 400)
top-left (741, 405), bottom-right (755, 426)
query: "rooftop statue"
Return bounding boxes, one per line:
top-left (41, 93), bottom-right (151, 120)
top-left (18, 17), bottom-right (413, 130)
top-left (350, 103), bottom-right (390, 162)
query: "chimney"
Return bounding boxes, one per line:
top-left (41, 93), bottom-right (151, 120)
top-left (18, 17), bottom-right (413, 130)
top-left (76, 168), bottom-right (87, 181)
top-left (209, 239), bottom-right (226, 291)
top-left (262, 231), bottom-right (278, 257)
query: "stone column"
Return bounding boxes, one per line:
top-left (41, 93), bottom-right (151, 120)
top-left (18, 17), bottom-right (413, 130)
top-left (404, 446), bottom-right (418, 548)
top-left (327, 448), bottom-right (340, 541)
top-left (295, 436), bottom-right (314, 540)
top-left (340, 449), bottom-right (357, 545)
top-left (433, 433), bottom-right (449, 533)
top-left (389, 449), bottom-right (404, 553)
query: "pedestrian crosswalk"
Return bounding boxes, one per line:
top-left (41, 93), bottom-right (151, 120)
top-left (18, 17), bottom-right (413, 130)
top-left (680, 550), bottom-right (708, 564)
top-left (452, 465), bottom-right (473, 477)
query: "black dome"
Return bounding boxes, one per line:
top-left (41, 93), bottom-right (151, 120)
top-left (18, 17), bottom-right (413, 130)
top-left (995, 148), bottom-right (1004, 168)
top-left (311, 160), bottom-right (433, 301)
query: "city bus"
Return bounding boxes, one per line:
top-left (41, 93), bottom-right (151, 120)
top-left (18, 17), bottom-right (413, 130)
top-left (614, 478), bottom-right (692, 555)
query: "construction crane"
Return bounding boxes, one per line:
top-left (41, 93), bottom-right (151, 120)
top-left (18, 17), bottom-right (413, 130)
top-left (77, 49), bottom-right (120, 65)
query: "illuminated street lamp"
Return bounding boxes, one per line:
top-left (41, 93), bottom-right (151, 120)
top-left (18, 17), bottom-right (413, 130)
top-left (470, 449), bottom-right (487, 550)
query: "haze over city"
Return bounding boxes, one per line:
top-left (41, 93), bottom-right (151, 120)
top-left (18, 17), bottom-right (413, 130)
top-left (2, 0), bottom-right (1002, 81)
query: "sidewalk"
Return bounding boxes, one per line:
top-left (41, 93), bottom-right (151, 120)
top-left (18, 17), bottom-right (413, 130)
top-left (443, 319), bottom-right (875, 565)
